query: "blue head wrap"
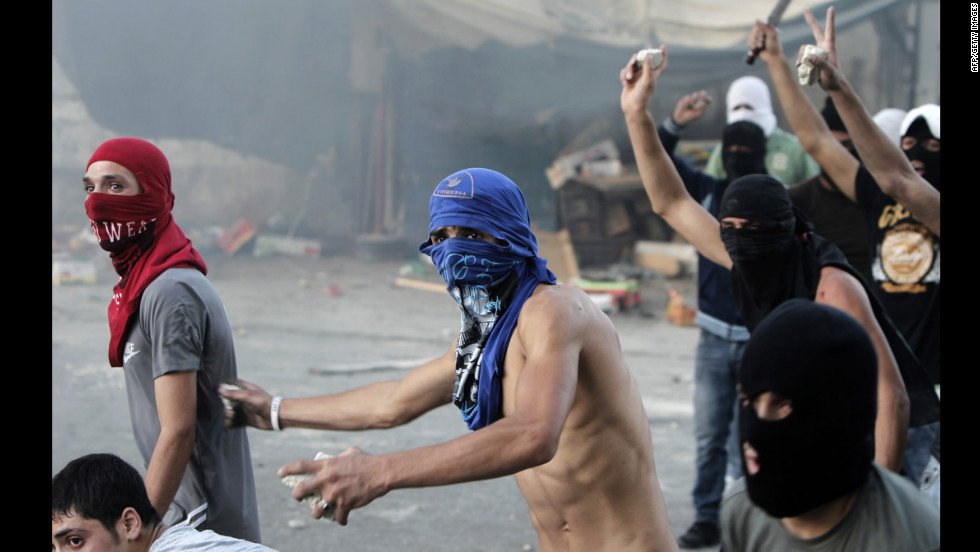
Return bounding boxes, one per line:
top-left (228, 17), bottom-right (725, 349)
top-left (420, 169), bottom-right (556, 430)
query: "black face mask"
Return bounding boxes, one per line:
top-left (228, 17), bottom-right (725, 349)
top-left (720, 224), bottom-right (794, 264)
top-left (738, 299), bottom-right (877, 518)
top-left (719, 176), bottom-right (797, 270)
top-left (722, 224), bottom-right (799, 301)
top-left (903, 119), bottom-right (940, 191)
top-left (718, 175), bottom-right (798, 254)
top-left (721, 121), bottom-right (768, 181)
top-left (722, 151), bottom-right (767, 181)
top-left (720, 176), bottom-right (818, 327)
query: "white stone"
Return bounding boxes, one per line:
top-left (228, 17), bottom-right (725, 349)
top-left (798, 45), bottom-right (829, 86)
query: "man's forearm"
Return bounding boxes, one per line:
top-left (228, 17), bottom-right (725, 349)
top-left (826, 82), bottom-right (911, 184)
top-left (826, 84), bottom-right (941, 236)
top-left (279, 382), bottom-right (416, 431)
top-left (145, 427), bottom-right (195, 518)
top-left (764, 52), bottom-right (859, 199)
top-left (625, 110), bottom-right (731, 269)
top-left (378, 413), bottom-right (556, 491)
top-left (764, 54), bottom-right (830, 155)
top-left (280, 356), bottom-right (454, 431)
top-left (873, 363), bottom-right (910, 472)
top-left (625, 110), bottom-right (688, 216)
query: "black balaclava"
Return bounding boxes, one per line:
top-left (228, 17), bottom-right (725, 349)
top-left (718, 175), bottom-right (817, 314)
top-left (721, 120), bottom-right (767, 182)
top-left (903, 117), bottom-right (941, 191)
top-left (738, 298), bottom-right (877, 518)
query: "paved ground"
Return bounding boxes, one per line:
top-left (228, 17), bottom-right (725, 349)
top-left (52, 253), bottom-right (721, 551)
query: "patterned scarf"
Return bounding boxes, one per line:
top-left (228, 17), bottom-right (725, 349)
top-left (420, 169), bottom-right (555, 430)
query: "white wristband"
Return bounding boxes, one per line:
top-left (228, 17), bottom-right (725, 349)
top-left (270, 396), bottom-right (283, 432)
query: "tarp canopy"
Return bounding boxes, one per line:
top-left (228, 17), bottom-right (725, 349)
top-left (376, 0), bottom-right (909, 54)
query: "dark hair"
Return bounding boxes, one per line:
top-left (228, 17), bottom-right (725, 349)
top-left (52, 453), bottom-right (161, 532)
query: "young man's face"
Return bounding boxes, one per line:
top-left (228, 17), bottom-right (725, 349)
top-left (83, 161), bottom-right (142, 196)
top-left (52, 511), bottom-right (127, 552)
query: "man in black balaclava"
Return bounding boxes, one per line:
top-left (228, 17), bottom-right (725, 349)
top-left (620, 46), bottom-right (940, 480)
top-left (750, 8), bottom-right (940, 493)
top-left (656, 92), bottom-right (767, 549)
top-left (720, 299), bottom-right (939, 551)
top-left (899, 106), bottom-right (940, 192)
top-left (719, 121), bottom-right (768, 181)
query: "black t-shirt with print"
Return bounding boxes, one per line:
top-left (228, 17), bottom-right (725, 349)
top-left (855, 165), bottom-right (940, 384)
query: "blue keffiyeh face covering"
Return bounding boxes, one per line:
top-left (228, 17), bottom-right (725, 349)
top-left (420, 169), bottom-right (556, 430)
top-left (425, 237), bottom-right (522, 419)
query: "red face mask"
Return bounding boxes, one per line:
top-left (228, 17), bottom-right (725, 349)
top-left (85, 138), bottom-right (206, 367)
top-left (85, 191), bottom-right (159, 260)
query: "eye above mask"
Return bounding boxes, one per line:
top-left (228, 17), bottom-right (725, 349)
top-left (737, 299), bottom-right (877, 517)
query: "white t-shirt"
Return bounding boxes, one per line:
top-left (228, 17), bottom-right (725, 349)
top-left (150, 525), bottom-right (277, 552)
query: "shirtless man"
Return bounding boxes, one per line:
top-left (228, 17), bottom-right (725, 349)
top-left (619, 48), bottom-right (916, 473)
top-left (222, 168), bottom-right (678, 551)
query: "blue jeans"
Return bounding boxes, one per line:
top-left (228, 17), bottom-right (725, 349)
top-left (902, 421), bottom-right (939, 485)
top-left (691, 330), bottom-right (747, 524)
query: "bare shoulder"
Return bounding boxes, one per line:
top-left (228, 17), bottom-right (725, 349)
top-left (519, 283), bottom-right (595, 320)
top-left (516, 284), bottom-right (605, 339)
top-left (816, 266), bottom-right (862, 294)
top-left (815, 266), bottom-right (870, 315)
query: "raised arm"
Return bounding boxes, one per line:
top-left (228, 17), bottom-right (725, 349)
top-left (802, 7), bottom-right (940, 236)
top-left (671, 90), bottom-right (712, 128)
top-left (751, 18), bottom-right (859, 200)
top-left (221, 347), bottom-right (456, 432)
top-left (620, 47), bottom-right (732, 269)
top-left (277, 287), bottom-right (587, 525)
top-left (815, 267), bottom-right (909, 472)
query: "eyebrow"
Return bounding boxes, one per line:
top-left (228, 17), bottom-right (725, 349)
top-left (82, 173), bottom-right (128, 183)
top-left (53, 527), bottom-right (79, 539)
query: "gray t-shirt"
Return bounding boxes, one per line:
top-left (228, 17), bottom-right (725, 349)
top-left (150, 525), bottom-right (277, 551)
top-left (124, 268), bottom-right (261, 542)
top-left (721, 463), bottom-right (940, 551)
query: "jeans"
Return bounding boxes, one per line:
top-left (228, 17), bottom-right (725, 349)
top-left (691, 329), bottom-right (747, 524)
top-left (902, 421), bottom-right (939, 485)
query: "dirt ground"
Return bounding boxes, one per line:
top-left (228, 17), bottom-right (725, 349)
top-left (52, 253), bottom-right (719, 551)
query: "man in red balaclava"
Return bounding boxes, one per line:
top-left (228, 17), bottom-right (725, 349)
top-left (83, 137), bottom-right (262, 543)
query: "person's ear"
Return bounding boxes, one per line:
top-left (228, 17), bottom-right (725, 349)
top-left (118, 507), bottom-right (143, 540)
